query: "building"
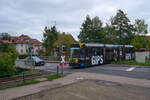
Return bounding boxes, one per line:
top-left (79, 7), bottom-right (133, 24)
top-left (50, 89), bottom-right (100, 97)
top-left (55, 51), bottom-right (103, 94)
top-left (10, 35), bottom-right (43, 55)
top-left (0, 38), bottom-right (9, 44)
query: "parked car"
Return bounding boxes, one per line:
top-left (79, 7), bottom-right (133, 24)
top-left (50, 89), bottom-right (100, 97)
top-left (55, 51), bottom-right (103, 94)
top-left (24, 56), bottom-right (45, 66)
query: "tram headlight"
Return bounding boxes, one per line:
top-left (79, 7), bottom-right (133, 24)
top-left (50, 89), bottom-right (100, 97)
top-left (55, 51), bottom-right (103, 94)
top-left (69, 58), bottom-right (72, 62)
top-left (75, 58), bottom-right (78, 63)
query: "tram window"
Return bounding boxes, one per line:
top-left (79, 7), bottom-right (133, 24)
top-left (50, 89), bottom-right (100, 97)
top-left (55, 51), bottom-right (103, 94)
top-left (97, 48), bottom-right (103, 55)
top-left (125, 48), bottom-right (133, 53)
top-left (80, 48), bottom-right (86, 58)
top-left (88, 47), bottom-right (92, 56)
top-left (91, 48), bottom-right (97, 55)
top-left (70, 48), bottom-right (80, 58)
top-left (85, 48), bottom-right (88, 55)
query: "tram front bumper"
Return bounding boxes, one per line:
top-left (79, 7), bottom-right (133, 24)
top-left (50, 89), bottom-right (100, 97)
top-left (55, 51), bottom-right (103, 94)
top-left (69, 58), bottom-right (85, 67)
top-left (69, 63), bottom-right (85, 68)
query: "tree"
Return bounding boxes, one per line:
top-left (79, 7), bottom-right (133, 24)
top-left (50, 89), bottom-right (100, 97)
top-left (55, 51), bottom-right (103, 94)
top-left (134, 19), bottom-right (148, 35)
top-left (103, 17), bottom-right (118, 44)
top-left (132, 19), bottom-right (149, 49)
top-left (91, 16), bottom-right (105, 43)
top-left (0, 43), bottom-right (17, 75)
top-left (131, 35), bottom-right (147, 49)
top-left (111, 9), bottom-right (135, 45)
top-left (78, 15), bottom-right (92, 43)
top-left (147, 36), bottom-right (150, 49)
top-left (0, 33), bottom-right (10, 40)
top-left (43, 26), bottom-right (58, 56)
top-left (54, 32), bottom-right (76, 56)
top-left (103, 24), bottom-right (115, 44)
top-left (78, 15), bottom-right (105, 43)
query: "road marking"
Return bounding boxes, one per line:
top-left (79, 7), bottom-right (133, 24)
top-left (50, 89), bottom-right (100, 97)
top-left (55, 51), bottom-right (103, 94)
top-left (76, 77), bottom-right (84, 80)
top-left (126, 67), bottom-right (136, 71)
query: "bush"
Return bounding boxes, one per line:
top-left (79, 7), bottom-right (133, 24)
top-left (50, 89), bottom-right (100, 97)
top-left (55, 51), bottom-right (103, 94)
top-left (0, 44), bottom-right (17, 75)
top-left (18, 54), bottom-right (29, 59)
top-left (18, 54), bottom-right (38, 59)
top-left (0, 53), bottom-right (16, 75)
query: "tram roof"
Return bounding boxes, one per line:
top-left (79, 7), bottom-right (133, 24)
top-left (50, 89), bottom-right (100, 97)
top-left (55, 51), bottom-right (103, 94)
top-left (105, 44), bottom-right (114, 47)
top-left (84, 43), bottom-right (104, 47)
top-left (71, 43), bottom-right (134, 48)
top-left (84, 43), bottom-right (133, 48)
top-left (124, 45), bottom-right (133, 47)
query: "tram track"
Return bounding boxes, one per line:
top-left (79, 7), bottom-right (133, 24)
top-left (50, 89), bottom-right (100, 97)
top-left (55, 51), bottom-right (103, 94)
top-left (0, 71), bottom-right (55, 88)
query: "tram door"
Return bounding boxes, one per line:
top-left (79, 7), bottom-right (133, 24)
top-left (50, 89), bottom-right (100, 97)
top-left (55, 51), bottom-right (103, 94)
top-left (105, 47), bottom-right (114, 63)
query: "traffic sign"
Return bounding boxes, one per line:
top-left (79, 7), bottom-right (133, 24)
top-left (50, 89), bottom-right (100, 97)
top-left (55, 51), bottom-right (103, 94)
top-left (59, 52), bottom-right (67, 66)
top-left (56, 45), bottom-right (67, 75)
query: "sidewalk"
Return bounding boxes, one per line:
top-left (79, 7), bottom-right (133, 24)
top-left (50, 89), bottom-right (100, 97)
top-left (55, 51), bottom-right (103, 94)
top-left (1, 72), bottom-right (150, 100)
top-left (108, 64), bottom-right (150, 68)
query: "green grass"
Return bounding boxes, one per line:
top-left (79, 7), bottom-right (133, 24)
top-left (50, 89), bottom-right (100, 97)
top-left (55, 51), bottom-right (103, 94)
top-left (47, 74), bottom-right (64, 81)
top-left (112, 60), bottom-right (150, 66)
top-left (0, 79), bottom-right (40, 90)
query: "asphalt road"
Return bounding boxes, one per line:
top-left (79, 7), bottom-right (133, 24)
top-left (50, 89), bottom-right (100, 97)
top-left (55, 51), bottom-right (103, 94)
top-left (34, 62), bottom-right (150, 80)
top-left (16, 60), bottom-right (150, 80)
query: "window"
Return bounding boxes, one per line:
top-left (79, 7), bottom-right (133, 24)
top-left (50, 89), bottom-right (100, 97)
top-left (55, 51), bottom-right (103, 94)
top-left (21, 49), bottom-right (23, 53)
top-left (12, 40), bottom-right (14, 42)
top-left (26, 49), bottom-right (28, 53)
top-left (21, 44), bottom-right (23, 47)
top-left (24, 39), bottom-right (29, 42)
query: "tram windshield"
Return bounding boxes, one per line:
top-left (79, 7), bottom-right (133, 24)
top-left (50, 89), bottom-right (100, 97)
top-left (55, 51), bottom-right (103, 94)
top-left (70, 48), bottom-right (80, 58)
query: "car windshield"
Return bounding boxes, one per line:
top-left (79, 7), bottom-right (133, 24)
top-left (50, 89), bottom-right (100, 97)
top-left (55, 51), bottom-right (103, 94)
top-left (32, 56), bottom-right (41, 61)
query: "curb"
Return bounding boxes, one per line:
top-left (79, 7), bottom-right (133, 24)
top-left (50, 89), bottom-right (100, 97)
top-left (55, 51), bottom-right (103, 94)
top-left (108, 64), bottom-right (150, 68)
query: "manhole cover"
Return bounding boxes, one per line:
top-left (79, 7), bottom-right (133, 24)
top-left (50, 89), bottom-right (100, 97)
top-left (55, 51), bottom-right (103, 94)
top-left (96, 80), bottom-right (121, 86)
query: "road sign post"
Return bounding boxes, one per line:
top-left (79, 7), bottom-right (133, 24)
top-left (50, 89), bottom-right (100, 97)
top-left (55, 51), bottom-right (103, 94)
top-left (56, 45), bottom-right (67, 75)
top-left (60, 52), bottom-right (66, 75)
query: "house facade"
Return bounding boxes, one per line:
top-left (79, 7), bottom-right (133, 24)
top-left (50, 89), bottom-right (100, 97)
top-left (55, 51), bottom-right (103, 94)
top-left (10, 35), bottom-right (43, 55)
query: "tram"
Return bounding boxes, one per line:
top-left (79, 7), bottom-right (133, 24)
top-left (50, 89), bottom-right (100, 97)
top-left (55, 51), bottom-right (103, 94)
top-left (69, 43), bottom-right (135, 67)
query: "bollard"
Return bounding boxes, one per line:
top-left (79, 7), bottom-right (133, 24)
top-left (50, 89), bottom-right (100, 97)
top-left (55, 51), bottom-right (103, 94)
top-left (23, 70), bottom-right (26, 83)
top-left (61, 64), bottom-right (64, 75)
top-left (57, 65), bottom-right (59, 75)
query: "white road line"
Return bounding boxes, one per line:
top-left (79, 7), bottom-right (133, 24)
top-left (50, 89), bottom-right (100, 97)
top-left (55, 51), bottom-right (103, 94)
top-left (126, 67), bottom-right (136, 71)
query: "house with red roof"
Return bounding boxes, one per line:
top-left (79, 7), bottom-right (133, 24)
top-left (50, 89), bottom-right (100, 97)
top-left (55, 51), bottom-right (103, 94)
top-left (0, 38), bottom-right (9, 44)
top-left (9, 34), bottom-right (43, 55)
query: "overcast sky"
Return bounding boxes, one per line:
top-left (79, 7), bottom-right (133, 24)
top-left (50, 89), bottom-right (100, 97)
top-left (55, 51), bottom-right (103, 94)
top-left (0, 0), bottom-right (150, 41)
